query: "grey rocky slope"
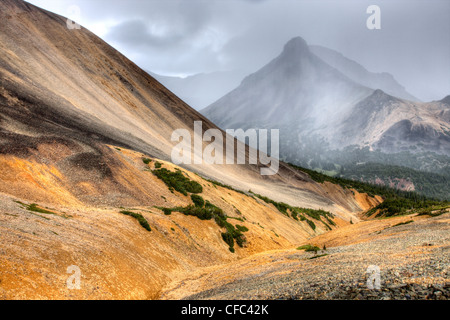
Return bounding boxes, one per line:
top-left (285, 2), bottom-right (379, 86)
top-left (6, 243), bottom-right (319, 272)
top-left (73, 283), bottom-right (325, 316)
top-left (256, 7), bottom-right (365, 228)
top-left (161, 212), bottom-right (450, 300)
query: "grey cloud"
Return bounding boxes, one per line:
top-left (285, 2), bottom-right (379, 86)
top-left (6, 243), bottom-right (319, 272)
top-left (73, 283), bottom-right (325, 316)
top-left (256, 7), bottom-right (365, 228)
top-left (107, 19), bottom-right (184, 48)
top-left (26, 0), bottom-right (450, 100)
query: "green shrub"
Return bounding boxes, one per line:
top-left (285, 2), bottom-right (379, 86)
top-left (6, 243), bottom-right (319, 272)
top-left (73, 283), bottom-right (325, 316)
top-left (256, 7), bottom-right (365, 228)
top-left (155, 206), bottom-right (173, 215)
top-left (162, 208), bottom-right (172, 216)
top-left (27, 204), bottom-right (54, 215)
top-left (185, 181), bottom-right (203, 194)
top-left (160, 204), bottom-right (222, 221)
top-left (288, 162), bottom-right (450, 216)
top-left (392, 220), bottom-right (414, 227)
top-left (228, 216), bottom-right (245, 222)
top-left (182, 205), bottom-right (214, 220)
top-left (204, 178), bottom-right (246, 195)
top-left (297, 244), bottom-right (320, 252)
top-left (417, 208), bottom-right (447, 217)
top-left (223, 222), bottom-right (245, 248)
top-left (252, 193), bottom-right (290, 216)
top-left (235, 235), bottom-right (245, 247)
top-left (325, 216), bottom-right (336, 226)
top-left (154, 162), bottom-right (162, 168)
top-left (309, 254), bottom-right (328, 259)
top-left (306, 219), bottom-right (316, 231)
top-left (142, 158), bottom-right (152, 164)
top-left (160, 200), bottom-right (246, 252)
top-left (191, 194), bottom-right (205, 207)
top-left (222, 232), bottom-right (235, 250)
top-left (417, 208), bottom-right (433, 216)
top-left (120, 210), bottom-right (151, 231)
top-left (250, 192), bottom-right (335, 229)
top-left (236, 225), bottom-right (249, 232)
top-left (153, 168), bottom-right (203, 195)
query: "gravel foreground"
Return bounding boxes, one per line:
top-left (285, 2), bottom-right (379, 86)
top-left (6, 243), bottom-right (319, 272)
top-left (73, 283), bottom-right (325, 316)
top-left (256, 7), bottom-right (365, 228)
top-left (162, 213), bottom-right (450, 300)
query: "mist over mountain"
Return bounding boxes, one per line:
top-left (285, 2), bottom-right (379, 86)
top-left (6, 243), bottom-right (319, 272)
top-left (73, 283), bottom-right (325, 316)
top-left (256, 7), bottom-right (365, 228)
top-left (204, 36), bottom-right (450, 156)
top-left (203, 37), bottom-right (372, 130)
top-left (203, 36), bottom-right (450, 199)
top-left (150, 38), bottom-right (422, 114)
top-left (148, 70), bottom-right (247, 110)
top-left (310, 45), bottom-right (419, 102)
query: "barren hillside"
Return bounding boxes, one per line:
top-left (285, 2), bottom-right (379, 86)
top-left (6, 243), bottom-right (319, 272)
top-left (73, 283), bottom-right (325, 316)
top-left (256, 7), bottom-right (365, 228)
top-left (0, 0), bottom-right (380, 299)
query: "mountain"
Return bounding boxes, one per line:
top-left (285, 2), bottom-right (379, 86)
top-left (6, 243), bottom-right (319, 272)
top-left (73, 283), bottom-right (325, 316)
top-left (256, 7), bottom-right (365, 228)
top-left (338, 89), bottom-right (450, 153)
top-left (0, 0), bottom-right (378, 299)
top-left (310, 45), bottom-right (419, 101)
top-left (203, 37), bottom-right (373, 130)
top-left (150, 44), bottom-right (419, 111)
top-left (203, 37), bottom-right (450, 199)
top-left (148, 70), bottom-right (248, 110)
top-left (440, 95), bottom-right (450, 106)
top-left (203, 37), bottom-right (450, 157)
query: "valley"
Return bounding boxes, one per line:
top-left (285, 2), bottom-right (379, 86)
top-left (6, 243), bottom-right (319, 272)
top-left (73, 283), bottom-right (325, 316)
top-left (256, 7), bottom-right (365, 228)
top-left (161, 210), bottom-right (450, 300)
top-left (0, 145), bottom-right (378, 299)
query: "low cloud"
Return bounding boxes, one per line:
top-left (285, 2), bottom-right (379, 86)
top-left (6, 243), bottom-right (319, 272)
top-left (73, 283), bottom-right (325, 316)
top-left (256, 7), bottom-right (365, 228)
top-left (26, 0), bottom-right (450, 100)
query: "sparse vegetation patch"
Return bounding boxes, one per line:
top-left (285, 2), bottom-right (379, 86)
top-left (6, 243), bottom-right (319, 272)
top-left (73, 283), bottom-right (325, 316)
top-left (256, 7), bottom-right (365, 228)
top-left (297, 244), bottom-right (321, 252)
top-left (153, 168), bottom-right (203, 195)
top-left (159, 199), bottom-right (246, 252)
top-left (204, 178), bottom-right (246, 195)
top-left (120, 210), bottom-right (151, 232)
top-left (289, 163), bottom-right (450, 217)
top-left (309, 254), bottom-right (329, 260)
top-left (392, 220), bottom-right (414, 228)
top-left (236, 225), bottom-right (249, 233)
top-left (250, 191), bottom-right (334, 231)
top-left (26, 203), bottom-right (55, 215)
top-left (191, 194), bottom-right (205, 207)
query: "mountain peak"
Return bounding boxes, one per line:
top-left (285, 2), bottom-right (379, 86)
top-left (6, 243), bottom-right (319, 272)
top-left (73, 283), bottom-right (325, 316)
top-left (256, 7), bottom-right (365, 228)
top-left (440, 95), bottom-right (450, 105)
top-left (370, 89), bottom-right (398, 101)
top-left (357, 89), bottom-right (400, 109)
top-left (372, 89), bottom-right (385, 95)
top-left (282, 37), bottom-right (309, 55)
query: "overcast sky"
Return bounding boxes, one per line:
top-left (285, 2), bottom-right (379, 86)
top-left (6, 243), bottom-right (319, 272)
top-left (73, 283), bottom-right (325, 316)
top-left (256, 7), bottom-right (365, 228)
top-left (26, 0), bottom-right (450, 101)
